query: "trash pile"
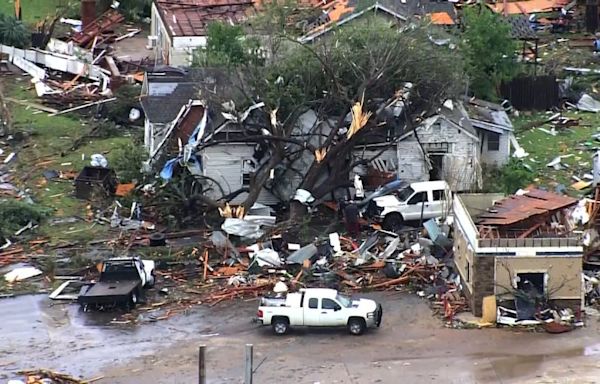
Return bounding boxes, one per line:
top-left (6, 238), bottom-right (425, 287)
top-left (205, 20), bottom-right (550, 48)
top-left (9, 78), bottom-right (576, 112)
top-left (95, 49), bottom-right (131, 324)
top-left (106, 216), bottom-right (468, 324)
top-left (9, 369), bottom-right (101, 384)
top-left (1, 5), bottom-right (149, 113)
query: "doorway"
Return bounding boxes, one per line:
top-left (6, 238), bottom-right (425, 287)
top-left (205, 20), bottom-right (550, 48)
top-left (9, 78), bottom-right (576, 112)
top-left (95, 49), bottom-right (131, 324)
top-left (428, 154), bottom-right (444, 180)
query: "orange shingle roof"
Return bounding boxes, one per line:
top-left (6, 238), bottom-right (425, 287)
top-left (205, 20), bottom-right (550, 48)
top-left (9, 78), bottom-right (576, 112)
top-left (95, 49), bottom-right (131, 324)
top-left (489, 0), bottom-right (567, 15)
top-left (429, 11), bottom-right (454, 25)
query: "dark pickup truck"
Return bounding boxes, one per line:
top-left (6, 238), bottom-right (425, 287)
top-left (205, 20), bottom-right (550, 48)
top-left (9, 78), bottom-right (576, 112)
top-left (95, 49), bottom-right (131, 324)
top-left (78, 257), bottom-right (155, 310)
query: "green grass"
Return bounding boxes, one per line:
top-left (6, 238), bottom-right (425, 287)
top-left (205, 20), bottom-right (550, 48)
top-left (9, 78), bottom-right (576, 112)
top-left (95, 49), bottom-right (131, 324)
top-left (0, 0), bottom-right (69, 24)
top-left (6, 78), bottom-right (136, 244)
top-left (514, 110), bottom-right (600, 194)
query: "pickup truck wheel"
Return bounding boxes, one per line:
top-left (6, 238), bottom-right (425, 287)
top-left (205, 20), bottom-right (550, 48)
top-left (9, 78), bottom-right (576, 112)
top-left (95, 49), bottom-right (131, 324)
top-left (383, 213), bottom-right (403, 232)
top-left (272, 318), bottom-right (289, 335)
top-left (348, 318), bottom-right (366, 335)
top-left (127, 291), bottom-right (138, 310)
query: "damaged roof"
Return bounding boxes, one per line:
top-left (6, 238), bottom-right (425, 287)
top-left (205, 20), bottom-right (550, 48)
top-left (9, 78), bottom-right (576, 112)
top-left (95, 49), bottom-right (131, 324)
top-left (154, 0), bottom-right (256, 37)
top-left (489, 0), bottom-right (568, 15)
top-left (299, 0), bottom-right (457, 42)
top-left (140, 67), bottom-right (239, 124)
top-left (476, 189), bottom-right (577, 226)
top-left (399, 100), bottom-right (479, 142)
top-left (464, 97), bottom-right (513, 133)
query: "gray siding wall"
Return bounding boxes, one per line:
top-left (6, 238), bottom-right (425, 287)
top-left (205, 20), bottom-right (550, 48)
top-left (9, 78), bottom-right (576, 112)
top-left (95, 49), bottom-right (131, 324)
top-left (479, 130), bottom-right (510, 167)
top-left (396, 119), bottom-right (480, 191)
top-left (201, 145), bottom-right (280, 205)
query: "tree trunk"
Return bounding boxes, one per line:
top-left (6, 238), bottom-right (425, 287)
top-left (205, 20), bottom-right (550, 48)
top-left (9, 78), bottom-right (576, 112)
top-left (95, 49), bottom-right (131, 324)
top-left (241, 152), bottom-right (283, 213)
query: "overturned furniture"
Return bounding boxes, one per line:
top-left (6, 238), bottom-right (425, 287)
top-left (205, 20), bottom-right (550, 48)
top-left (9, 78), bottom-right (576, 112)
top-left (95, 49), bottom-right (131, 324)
top-left (453, 189), bottom-right (583, 317)
top-left (74, 166), bottom-right (117, 200)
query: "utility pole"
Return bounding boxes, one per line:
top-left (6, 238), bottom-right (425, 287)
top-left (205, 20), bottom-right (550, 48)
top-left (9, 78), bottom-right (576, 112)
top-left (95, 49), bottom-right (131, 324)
top-left (245, 344), bottom-right (254, 384)
top-left (198, 345), bottom-right (206, 384)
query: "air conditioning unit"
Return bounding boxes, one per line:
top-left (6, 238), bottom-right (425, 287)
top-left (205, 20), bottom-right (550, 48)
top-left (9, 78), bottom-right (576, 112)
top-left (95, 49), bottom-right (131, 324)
top-left (147, 35), bottom-right (158, 49)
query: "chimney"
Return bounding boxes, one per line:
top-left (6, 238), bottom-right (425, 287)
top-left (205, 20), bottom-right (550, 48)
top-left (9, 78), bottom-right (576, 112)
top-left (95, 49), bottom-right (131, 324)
top-left (81, 0), bottom-right (97, 29)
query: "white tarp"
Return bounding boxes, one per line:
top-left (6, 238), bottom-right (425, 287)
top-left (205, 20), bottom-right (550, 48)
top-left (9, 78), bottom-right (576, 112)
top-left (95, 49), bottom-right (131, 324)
top-left (5, 266), bottom-right (42, 283)
top-left (577, 94), bottom-right (600, 113)
top-left (222, 218), bottom-right (264, 239)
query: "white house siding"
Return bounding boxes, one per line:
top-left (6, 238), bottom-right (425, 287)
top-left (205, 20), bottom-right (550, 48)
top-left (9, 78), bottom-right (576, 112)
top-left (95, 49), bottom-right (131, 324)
top-left (479, 129), bottom-right (510, 167)
top-left (201, 145), bottom-right (280, 205)
top-left (151, 3), bottom-right (172, 65)
top-left (396, 119), bottom-right (480, 191)
top-left (151, 4), bottom-right (206, 66)
top-left (144, 122), bottom-right (169, 158)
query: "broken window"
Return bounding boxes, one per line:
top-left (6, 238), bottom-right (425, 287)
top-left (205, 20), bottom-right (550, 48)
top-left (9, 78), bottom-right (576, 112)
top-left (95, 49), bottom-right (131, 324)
top-left (487, 132), bottom-right (500, 151)
top-left (423, 142), bottom-right (450, 154)
top-left (408, 192), bottom-right (427, 205)
top-left (308, 298), bottom-right (318, 309)
top-left (517, 272), bottom-right (546, 295)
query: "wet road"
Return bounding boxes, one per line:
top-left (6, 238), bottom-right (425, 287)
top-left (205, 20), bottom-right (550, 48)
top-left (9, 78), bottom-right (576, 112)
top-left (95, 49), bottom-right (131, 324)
top-left (3, 292), bottom-right (600, 383)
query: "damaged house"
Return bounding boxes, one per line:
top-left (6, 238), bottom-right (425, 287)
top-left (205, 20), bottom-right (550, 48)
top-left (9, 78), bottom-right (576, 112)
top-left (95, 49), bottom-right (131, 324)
top-left (390, 99), bottom-right (514, 191)
top-left (453, 189), bottom-right (583, 318)
top-left (150, 0), bottom-right (257, 66)
top-left (299, 0), bottom-right (457, 43)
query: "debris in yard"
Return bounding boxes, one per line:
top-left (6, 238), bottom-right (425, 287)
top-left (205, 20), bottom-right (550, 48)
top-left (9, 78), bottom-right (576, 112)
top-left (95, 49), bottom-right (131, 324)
top-left (4, 266), bottom-right (43, 283)
top-left (16, 369), bottom-right (91, 384)
top-left (576, 93), bottom-right (600, 112)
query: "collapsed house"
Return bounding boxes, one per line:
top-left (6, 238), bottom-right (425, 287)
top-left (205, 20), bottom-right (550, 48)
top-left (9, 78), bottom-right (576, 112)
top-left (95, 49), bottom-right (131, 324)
top-left (453, 189), bottom-right (583, 317)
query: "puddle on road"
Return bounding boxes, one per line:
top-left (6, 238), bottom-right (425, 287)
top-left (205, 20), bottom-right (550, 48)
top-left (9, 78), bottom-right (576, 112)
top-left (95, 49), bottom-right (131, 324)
top-left (0, 294), bottom-right (214, 379)
top-left (479, 342), bottom-right (599, 382)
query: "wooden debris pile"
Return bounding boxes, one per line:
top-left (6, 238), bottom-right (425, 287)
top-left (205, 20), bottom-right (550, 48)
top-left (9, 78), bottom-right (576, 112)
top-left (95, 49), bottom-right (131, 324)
top-left (17, 369), bottom-right (102, 384)
top-left (125, 226), bottom-right (467, 322)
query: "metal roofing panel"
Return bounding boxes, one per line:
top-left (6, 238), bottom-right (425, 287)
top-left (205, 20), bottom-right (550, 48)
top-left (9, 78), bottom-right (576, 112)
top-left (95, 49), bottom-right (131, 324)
top-left (476, 189), bottom-right (577, 226)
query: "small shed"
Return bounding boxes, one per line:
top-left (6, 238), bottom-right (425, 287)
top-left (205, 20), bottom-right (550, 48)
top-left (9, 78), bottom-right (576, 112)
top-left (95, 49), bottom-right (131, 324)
top-left (75, 166), bottom-right (117, 200)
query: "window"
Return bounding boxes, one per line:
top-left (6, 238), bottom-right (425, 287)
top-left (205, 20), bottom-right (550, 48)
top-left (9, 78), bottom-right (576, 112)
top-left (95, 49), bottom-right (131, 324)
top-left (517, 273), bottom-right (545, 295)
top-left (322, 298), bottom-right (340, 310)
top-left (466, 261), bottom-right (470, 283)
top-left (487, 132), bottom-right (500, 151)
top-left (308, 298), bottom-right (318, 309)
top-left (242, 159), bottom-right (255, 187)
top-left (396, 186), bottom-right (415, 201)
top-left (432, 190), bottom-right (446, 201)
top-left (336, 294), bottom-right (352, 308)
top-left (407, 192), bottom-right (427, 205)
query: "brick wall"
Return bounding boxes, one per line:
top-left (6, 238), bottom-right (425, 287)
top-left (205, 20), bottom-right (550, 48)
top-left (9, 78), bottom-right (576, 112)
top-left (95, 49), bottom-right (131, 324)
top-left (471, 255), bottom-right (495, 316)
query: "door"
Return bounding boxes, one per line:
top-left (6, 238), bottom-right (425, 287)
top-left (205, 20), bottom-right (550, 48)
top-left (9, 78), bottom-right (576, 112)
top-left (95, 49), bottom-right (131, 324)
top-left (304, 297), bottom-right (322, 326)
top-left (319, 298), bottom-right (346, 326)
top-left (402, 191), bottom-right (428, 221)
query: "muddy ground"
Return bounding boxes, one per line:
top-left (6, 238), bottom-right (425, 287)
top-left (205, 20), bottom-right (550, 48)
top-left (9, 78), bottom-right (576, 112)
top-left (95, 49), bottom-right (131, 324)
top-left (2, 291), bottom-right (600, 383)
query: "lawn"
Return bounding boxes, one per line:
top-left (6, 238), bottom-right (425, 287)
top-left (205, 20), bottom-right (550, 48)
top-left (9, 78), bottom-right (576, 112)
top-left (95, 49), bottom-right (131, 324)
top-left (5, 77), bottom-right (137, 244)
top-left (0, 0), bottom-right (70, 24)
top-left (513, 109), bottom-right (600, 195)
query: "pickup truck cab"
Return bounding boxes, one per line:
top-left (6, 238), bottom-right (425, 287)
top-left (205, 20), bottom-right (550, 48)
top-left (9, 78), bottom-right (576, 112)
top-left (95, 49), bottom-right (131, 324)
top-left (78, 257), bottom-right (155, 310)
top-left (256, 288), bottom-right (382, 335)
top-left (367, 180), bottom-right (452, 230)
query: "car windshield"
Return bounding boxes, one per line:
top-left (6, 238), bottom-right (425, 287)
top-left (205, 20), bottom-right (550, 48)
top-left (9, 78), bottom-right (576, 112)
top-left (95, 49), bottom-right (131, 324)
top-left (336, 294), bottom-right (352, 308)
top-left (396, 186), bottom-right (415, 202)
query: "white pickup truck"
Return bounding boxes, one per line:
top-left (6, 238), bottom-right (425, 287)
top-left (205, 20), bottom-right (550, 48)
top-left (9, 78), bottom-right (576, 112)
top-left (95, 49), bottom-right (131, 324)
top-left (256, 288), bottom-right (383, 335)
